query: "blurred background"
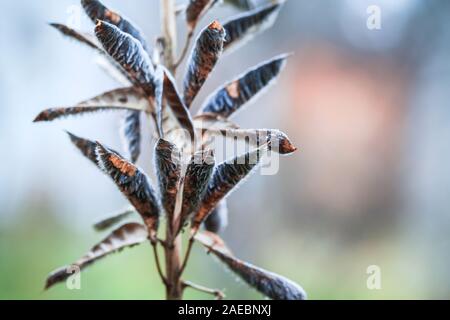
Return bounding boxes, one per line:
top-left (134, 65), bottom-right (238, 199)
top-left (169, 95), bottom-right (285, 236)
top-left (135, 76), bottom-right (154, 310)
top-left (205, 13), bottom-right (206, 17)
top-left (1, 0), bottom-right (450, 300)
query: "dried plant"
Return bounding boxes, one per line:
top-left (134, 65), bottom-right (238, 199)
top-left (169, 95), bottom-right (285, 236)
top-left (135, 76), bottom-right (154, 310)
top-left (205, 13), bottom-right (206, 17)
top-left (36, 0), bottom-right (306, 300)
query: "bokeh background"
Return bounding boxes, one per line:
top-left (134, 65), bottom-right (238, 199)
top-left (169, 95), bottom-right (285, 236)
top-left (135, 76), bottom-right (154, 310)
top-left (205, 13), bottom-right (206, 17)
top-left (1, 0), bottom-right (450, 300)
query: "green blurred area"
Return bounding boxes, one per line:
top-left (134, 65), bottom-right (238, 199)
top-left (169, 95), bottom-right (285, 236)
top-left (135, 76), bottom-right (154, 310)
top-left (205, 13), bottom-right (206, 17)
top-left (0, 207), bottom-right (428, 300)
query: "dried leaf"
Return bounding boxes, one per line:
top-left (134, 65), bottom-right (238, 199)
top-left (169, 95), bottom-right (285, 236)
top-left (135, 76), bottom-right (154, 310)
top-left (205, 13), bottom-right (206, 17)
top-left (204, 200), bottom-right (229, 233)
top-left (34, 87), bottom-right (148, 122)
top-left (93, 207), bottom-right (137, 231)
top-left (180, 149), bottom-right (215, 226)
top-left (154, 139), bottom-right (182, 219)
top-left (200, 54), bottom-right (288, 118)
top-left (122, 111), bottom-right (141, 163)
top-left (183, 21), bottom-right (226, 108)
top-left (201, 128), bottom-right (297, 155)
top-left (49, 23), bottom-right (100, 51)
top-left (223, 2), bottom-right (283, 52)
top-left (96, 143), bottom-right (160, 239)
top-left (45, 223), bottom-right (148, 290)
top-left (186, 0), bottom-right (220, 31)
top-left (196, 232), bottom-right (307, 300)
top-left (191, 145), bottom-right (267, 232)
top-left (81, 0), bottom-right (149, 51)
top-left (95, 21), bottom-right (154, 92)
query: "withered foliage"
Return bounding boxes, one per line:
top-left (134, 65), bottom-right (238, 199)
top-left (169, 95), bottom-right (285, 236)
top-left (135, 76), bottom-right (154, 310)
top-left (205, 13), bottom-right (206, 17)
top-left (45, 223), bottom-right (148, 290)
top-left (201, 54), bottom-right (288, 118)
top-left (196, 232), bottom-right (307, 300)
top-left (38, 0), bottom-right (305, 300)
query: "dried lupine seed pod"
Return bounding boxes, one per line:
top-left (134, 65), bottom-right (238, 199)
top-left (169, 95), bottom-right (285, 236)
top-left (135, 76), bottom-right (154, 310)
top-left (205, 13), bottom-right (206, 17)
top-left (195, 232), bottom-right (307, 300)
top-left (122, 111), bottom-right (141, 163)
top-left (34, 87), bottom-right (149, 122)
top-left (202, 128), bottom-right (297, 155)
top-left (45, 223), bottom-right (148, 290)
top-left (192, 145), bottom-right (267, 233)
top-left (93, 207), bottom-right (137, 231)
top-left (81, 0), bottom-right (148, 51)
top-left (200, 54), bottom-right (288, 118)
top-left (163, 68), bottom-right (196, 142)
top-left (183, 21), bottom-right (226, 108)
top-left (186, 0), bottom-right (219, 31)
top-left (95, 21), bottom-right (154, 92)
top-left (193, 114), bottom-right (240, 131)
top-left (49, 23), bottom-right (100, 51)
top-left (204, 200), bottom-right (229, 233)
top-left (154, 139), bottom-right (182, 219)
top-left (223, 2), bottom-right (283, 52)
top-left (95, 143), bottom-right (160, 239)
top-left (180, 149), bottom-right (215, 227)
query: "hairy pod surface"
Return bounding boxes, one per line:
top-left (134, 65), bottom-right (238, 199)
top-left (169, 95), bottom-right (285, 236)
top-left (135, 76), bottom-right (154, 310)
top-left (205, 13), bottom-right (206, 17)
top-left (180, 149), bottom-right (216, 227)
top-left (192, 146), bottom-right (265, 231)
top-left (183, 21), bottom-right (226, 108)
top-left (49, 23), bottom-right (100, 50)
top-left (81, 0), bottom-right (149, 51)
top-left (95, 21), bottom-right (154, 91)
top-left (45, 223), bottom-right (148, 290)
top-left (154, 139), bottom-right (182, 219)
top-left (95, 143), bottom-right (160, 237)
top-left (201, 54), bottom-right (288, 118)
top-left (223, 2), bottom-right (282, 51)
top-left (186, 0), bottom-right (219, 31)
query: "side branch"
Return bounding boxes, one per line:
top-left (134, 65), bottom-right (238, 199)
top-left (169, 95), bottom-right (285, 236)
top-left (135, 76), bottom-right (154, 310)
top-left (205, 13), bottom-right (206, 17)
top-left (182, 280), bottom-right (225, 300)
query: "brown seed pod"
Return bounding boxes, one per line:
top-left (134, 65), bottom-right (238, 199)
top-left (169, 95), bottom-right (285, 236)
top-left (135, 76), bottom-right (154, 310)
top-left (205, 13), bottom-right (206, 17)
top-left (195, 232), bottom-right (307, 300)
top-left (95, 21), bottom-right (154, 92)
top-left (222, 2), bottom-right (283, 52)
top-left (191, 145), bottom-right (266, 233)
top-left (81, 0), bottom-right (148, 51)
top-left (93, 207), bottom-right (137, 231)
top-left (200, 54), bottom-right (288, 118)
top-left (180, 149), bottom-right (215, 227)
top-left (204, 200), bottom-right (228, 233)
top-left (122, 111), bottom-right (141, 163)
top-left (186, 0), bottom-right (219, 31)
top-left (183, 21), bottom-right (226, 108)
top-left (201, 128), bottom-right (297, 155)
top-left (95, 143), bottom-right (160, 239)
top-left (49, 23), bottom-right (100, 51)
top-left (45, 222), bottom-right (148, 290)
top-left (154, 139), bottom-right (181, 219)
top-left (34, 87), bottom-right (148, 122)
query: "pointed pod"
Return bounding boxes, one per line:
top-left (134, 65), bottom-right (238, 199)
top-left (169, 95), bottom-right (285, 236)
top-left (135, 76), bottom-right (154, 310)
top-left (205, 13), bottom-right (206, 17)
top-left (223, 0), bottom-right (255, 10)
top-left (204, 200), bottom-right (229, 233)
top-left (191, 145), bottom-right (267, 232)
top-left (223, 2), bottom-right (283, 52)
top-left (180, 149), bottom-right (215, 227)
top-left (183, 21), bottom-right (226, 108)
top-left (95, 142), bottom-right (160, 238)
top-left (95, 21), bottom-right (154, 91)
top-left (45, 223), bottom-right (148, 290)
top-left (81, 0), bottom-right (148, 51)
top-left (201, 128), bottom-right (297, 155)
top-left (122, 111), bottom-right (141, 163)
top-left (200, 54), bottom-right (289, 118)
top-left (154, 139), bottom-right (182, 219)
top-left (34, 87), bottom-right (148, 122)
top-left (93, 207), bottom-right (137, 231)
top-left (195, 232), bottom-right (307, 300)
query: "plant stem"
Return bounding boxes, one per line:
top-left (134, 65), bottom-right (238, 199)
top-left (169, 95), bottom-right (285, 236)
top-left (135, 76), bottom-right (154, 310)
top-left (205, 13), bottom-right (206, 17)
top-left (160, 0), bottom-right (183, 300)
